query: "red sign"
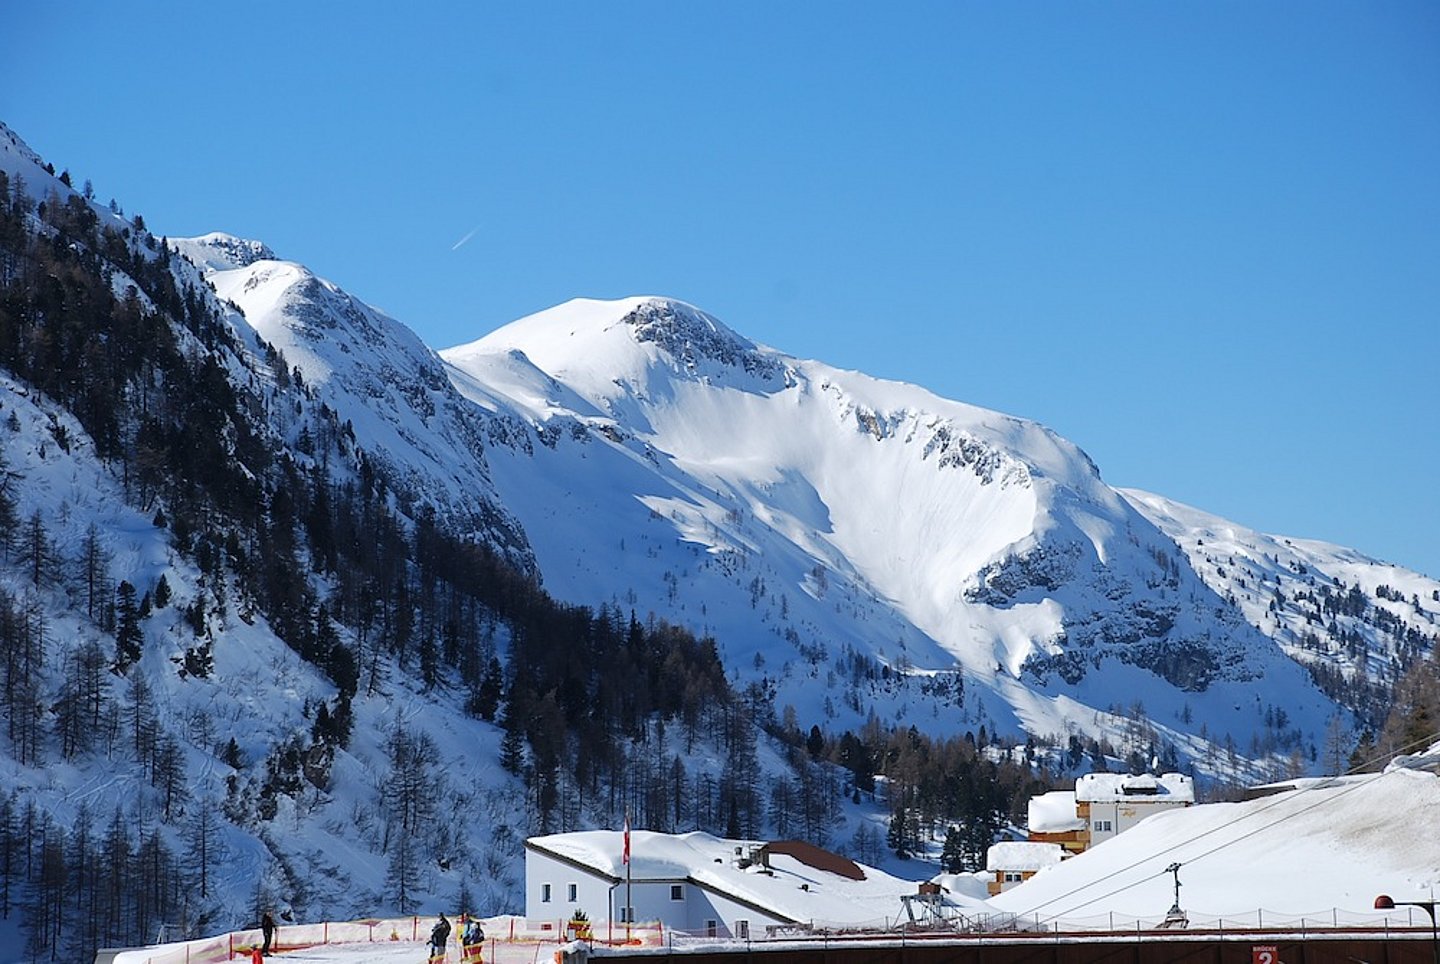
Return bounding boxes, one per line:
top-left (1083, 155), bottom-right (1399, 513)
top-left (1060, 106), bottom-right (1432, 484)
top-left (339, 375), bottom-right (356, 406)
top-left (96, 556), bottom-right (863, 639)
top-left (1252, 945), bottom-right (1279, 964)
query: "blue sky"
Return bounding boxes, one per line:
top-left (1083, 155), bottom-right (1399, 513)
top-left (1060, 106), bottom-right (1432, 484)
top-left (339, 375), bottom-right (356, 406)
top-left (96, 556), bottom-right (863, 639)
top-left (4, 2), bottom-right (1438, 577)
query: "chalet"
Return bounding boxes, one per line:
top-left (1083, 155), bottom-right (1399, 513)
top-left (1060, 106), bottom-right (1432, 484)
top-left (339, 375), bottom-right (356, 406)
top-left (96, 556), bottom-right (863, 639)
top-left (525, 830), bottom-right (940, 938)
top-left (985, 841), bottom-right (1065, 896)
top-left (1074, 772), bottom-right (1194, 847)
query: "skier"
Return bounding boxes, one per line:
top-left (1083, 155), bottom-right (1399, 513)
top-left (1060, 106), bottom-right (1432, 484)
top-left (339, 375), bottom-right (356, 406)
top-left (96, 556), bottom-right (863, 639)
top-left (261, 911), bottom-right (276, 956)
top-left (428, 913), bottom-right (451, 961)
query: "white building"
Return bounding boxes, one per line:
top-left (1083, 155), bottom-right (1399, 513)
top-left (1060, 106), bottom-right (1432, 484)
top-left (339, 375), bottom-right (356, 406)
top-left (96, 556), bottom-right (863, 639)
top-left (1074, 772), bottom-right (1194, 847)
top-left (524, 830), bottom-right (952, 938)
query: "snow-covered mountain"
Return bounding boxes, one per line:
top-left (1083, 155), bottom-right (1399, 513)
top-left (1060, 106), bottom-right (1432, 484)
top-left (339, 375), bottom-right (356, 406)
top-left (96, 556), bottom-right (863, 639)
top-left (195, 264), bottom-right (1440, 780)
top-left (1125, 490), bottom-right (1440, 729)
top-left (438, 297), bottom-right (1400, 773)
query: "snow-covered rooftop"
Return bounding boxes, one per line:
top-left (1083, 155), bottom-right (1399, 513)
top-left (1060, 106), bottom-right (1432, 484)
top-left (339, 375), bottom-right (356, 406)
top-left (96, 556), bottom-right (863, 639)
top-left (1075, 772), bottom-right (1194, 804)
top-left (526, 830), bottom-right (978, 926)
top-left (1029, 790), bottom-right (1084, 832)
top-left (987, 841), bottom-right (1066, 873)
top-left (1385, 738), bottom-right (1440, 775)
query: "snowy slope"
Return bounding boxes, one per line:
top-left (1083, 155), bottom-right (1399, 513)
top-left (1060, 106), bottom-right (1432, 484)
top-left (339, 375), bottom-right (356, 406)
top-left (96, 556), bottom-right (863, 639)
top-left (0, 350), bottom-right (523, 922)
top-left (990, 761), bottom-right (1440, 923)
top-left (442, 297), bottom-right (1342, 774)
top-left (1124, 489), bottom-right (1440, 726)
top-left (173, 233), bottom-right (532, 566)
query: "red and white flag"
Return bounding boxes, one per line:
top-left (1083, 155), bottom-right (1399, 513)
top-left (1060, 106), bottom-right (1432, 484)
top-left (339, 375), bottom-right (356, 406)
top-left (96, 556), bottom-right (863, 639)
top-left (622, 814), bottom-right (631, 865)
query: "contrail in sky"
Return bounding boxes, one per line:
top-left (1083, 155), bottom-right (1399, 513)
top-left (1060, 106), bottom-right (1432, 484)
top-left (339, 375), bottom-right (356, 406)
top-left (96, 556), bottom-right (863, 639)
top-left (450, 225), bottom-right (481, 251)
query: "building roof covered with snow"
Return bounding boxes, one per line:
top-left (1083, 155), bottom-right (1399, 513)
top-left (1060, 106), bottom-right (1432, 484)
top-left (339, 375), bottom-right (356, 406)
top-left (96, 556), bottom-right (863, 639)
top-left (1028, 790), bottom-right (1084, 832)
top-left (1075, 772), bottom-right (1194, 803)
top-left (525, 830), bottom-right (957, 926)
top-left (987, 841), bottom-right (1066, 873)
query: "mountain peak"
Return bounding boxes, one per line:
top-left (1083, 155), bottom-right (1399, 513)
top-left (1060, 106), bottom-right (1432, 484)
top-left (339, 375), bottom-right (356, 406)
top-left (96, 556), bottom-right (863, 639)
top-left (0, 121), bottom-right (46, 171)
top-left (172, 232), bottom-right (277, 271)
top-left (445, 295), bottom-right (785, 399)
top-left (618, 297), bottom-right (782, 381)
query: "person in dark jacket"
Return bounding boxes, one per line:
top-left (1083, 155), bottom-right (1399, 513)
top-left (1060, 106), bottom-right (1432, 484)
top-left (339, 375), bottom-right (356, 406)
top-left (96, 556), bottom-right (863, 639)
top-left (429, 913), bottom-right (451, 957)
top-left (261, 912), bottom-right (276, 956)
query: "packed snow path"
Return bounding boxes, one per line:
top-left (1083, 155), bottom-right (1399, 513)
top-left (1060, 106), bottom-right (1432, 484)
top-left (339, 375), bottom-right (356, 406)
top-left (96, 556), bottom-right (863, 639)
top-left (237, 946), bottom-right (537, 964)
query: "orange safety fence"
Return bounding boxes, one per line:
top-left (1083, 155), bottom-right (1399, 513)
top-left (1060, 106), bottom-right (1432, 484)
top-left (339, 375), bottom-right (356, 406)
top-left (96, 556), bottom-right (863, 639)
top-left (99, 915), bottom-right (669, 964)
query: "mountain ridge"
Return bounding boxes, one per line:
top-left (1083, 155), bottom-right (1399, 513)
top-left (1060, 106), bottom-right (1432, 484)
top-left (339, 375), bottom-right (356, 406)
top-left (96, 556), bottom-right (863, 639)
top-left (189, 234), bottom-right (1438, 773)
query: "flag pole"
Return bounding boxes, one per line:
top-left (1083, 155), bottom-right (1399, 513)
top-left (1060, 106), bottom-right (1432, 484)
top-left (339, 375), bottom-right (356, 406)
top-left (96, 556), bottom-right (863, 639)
top-left (624, 808), bottom-right (632, 943)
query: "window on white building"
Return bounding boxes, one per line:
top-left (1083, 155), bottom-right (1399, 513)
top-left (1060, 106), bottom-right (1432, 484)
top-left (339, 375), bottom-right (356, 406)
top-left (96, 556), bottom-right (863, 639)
top-left (670, 885), bottom-right (684, 901)
top-left (620, 906), bottom-right (634, 923)
top-left (541, 883), bottom-right (552, 903)
top-left (706, 920), bottom-right (718, 938)
top-left (736, 920), bottom-right (750, 940)
top-left (1093, 819), bottom-right (1112, 832)
top-left (567, 883), bottom-right (577, 902)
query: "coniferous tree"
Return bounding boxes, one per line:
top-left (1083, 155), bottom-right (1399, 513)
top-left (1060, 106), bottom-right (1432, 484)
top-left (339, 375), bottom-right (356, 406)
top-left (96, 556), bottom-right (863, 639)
top-left (114, 580), bottom-right (143, 671)
top-left (6, 595), bottom-right (46, 766)
top-left (153, 733), bottom-right (187, 822)
top-left (79, 522), bottom-right (109, 619)
top-left (470, 656), bottom-right (503, 722)
top-left (19, 509), bottom-right (55, 588)
top-left (66, 801), bottom-right (100, 960)
top-left (383, 726), bottom-right (440, 842)
top-left (940, 825), bottom-right (967, 874)
top-left (0, 445), bottom-right (18, 558)
top-left (27, 813), bottom-right (67, 960)
top-left (98, 807), bottom-right (131, 946)
top-left (185, 796), bottom-right (223, 900)
top-left (0, 790), bottom-right (17, 918)
top-left (385, 831), bottom-right (420, 916)
top-left (124, 671), bottom-right (159, 770)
